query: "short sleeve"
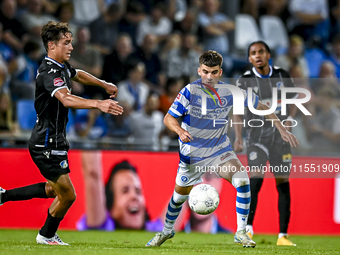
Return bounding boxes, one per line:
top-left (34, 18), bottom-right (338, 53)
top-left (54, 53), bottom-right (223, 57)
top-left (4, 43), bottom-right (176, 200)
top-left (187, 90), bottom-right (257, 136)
top-left (168, 85), bottom-right (190, 117)
top-left (236, 76), bottom-right (247, 90)
top-left (43, 70), bottom-right (68, 97)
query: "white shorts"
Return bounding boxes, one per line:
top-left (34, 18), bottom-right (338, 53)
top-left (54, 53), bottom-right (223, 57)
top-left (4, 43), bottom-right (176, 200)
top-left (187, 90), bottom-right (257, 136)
top-left (175, 151), bottom-right (238, 187)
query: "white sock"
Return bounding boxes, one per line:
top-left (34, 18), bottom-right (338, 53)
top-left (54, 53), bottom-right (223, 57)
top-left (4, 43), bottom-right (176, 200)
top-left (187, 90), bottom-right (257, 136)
top-left (232, 171), bottom-right (251, 232)
top-left (246, 225), bottom-right (254, 235)
top-left (163, 190), bottom-right (188, 235)
top-left (278, 233), bottom-right (287, 239)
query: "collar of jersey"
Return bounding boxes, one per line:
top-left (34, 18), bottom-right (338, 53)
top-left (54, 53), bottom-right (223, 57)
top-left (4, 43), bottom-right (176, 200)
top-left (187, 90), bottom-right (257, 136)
top-left (195, 78), bottom-right (224, 89)
top-left (252, 65), bottom-right (272, 78)
top-left (45, 56), bottom-right (64, 68)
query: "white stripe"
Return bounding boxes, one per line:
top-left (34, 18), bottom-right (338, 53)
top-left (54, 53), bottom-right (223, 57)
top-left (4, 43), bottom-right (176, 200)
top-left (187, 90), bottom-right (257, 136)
top-left (51, 86), bottom-right (69, 97)
top-left (237, 191), bottom-right (251, 198)
top-left (167, 210), bottom-right (181, 216)
top-left (236, 202), bottom-right (250, 209)
top-left (254, 143), bottom-right (269, 157)
top-left (45, 57), bottom-right (64, 68)
top-left (35, 145), bottom-right (45, 147)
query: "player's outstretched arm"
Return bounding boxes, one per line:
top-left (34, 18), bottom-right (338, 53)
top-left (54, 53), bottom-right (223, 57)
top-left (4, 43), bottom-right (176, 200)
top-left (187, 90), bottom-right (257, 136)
top-left (256, 101), bottom-right (299, 147)
top-left (72, 69), bottom-right (118, 98)
top-left (55, 88), bottom-right (123, 115)
top-left (164, 113), bottom-right (192, 143)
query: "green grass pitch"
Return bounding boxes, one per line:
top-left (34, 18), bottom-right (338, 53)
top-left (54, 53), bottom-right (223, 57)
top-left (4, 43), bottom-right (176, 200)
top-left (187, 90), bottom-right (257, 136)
top-left (0, 229), bottom-right (339, 255)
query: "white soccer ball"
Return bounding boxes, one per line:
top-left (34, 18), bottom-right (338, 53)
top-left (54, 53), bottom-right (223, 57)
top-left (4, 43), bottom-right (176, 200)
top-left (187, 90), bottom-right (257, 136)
top-left (188, 184), bottom-right (220, 215)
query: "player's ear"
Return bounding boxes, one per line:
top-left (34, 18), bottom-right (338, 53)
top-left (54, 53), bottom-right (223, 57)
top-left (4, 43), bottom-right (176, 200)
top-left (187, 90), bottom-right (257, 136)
top-left (197, 67), bottom-right (201, 76)
top-left (219, 68), bottom-right (223, 76)
top-left (48, 41), bottom-right (55, 51)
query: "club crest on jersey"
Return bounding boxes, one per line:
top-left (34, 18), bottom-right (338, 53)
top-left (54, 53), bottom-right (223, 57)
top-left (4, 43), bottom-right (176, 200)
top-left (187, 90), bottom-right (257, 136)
top-left (43, 151), bottom-right (50, 159)
top-left (249, 151), bottom-right (257, 161)
top-left (54, 77), bottom-right (64, 87)
top-left (60, 160), bottom-right (68, 169)
top-left (180, 175), bottom-right (189, 183)
top-left (276, 82), bottom-right (284, 90)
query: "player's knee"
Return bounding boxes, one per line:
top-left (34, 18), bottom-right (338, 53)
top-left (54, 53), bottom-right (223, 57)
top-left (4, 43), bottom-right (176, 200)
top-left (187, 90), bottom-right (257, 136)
top-left (59, 189), bottom-right (77, 207)
top-left (45, 183), bottom-right (57, 198)
top-left (232, 171), bottom-right (250, 188)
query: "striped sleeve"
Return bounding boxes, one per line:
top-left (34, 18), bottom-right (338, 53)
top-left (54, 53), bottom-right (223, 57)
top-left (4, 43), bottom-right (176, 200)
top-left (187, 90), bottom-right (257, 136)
top-left (168, 85), bottom-right (190, 117)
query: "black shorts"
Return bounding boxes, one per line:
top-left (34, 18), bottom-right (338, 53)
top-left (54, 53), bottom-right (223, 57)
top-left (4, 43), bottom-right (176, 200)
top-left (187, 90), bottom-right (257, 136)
top-left (246, 139), bottom-right (292, 176)
top-left (29, 144), bottom-right (70, 181)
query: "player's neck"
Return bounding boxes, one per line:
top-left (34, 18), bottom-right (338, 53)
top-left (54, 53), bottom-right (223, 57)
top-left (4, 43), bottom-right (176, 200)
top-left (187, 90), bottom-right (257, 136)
top-left (255, 65), bottom-right (270, 76)
top-left (47, 54), bottom-right (64, 65)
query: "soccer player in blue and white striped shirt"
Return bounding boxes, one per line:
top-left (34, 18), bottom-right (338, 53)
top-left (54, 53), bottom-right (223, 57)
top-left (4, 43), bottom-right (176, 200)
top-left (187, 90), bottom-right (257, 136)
top-left (146, 51), bottom-right (299, 248)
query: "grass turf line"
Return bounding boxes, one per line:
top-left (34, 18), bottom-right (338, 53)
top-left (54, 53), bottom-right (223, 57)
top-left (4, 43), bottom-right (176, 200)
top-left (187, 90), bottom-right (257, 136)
top-left (0, 229), bottom-right (339, 255)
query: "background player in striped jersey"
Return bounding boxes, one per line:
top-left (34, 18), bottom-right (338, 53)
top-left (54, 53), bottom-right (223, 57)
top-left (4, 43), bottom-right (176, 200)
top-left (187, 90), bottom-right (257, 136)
top-left (233, 41), bottom-right (298, 246)
top-left (146, 50), bottom-right (299, 248)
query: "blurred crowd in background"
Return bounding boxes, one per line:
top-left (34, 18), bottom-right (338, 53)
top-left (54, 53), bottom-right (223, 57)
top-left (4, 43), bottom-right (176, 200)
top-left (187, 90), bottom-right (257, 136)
top-left (0, 0), bottom-right (339, 156)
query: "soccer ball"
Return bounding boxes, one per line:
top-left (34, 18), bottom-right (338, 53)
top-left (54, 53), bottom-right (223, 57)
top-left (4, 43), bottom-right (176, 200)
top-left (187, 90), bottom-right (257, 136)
top-left (188, 184), bottom-right (220, 215)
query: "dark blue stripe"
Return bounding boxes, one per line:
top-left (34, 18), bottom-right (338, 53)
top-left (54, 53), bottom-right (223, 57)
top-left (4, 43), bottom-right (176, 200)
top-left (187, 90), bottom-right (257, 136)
top-left (167, 205), bottom-right (182, 213)
top-left (44, 128), bottom-right (49, 147)
top-left (182, 87), bottom-right (191, 101)
top-left (237, 196), bottom-right (251, 204)
top-left (166, 214), bottom-right (179, 221)
top-left (173, 101), bottom-right (187, 115)
top-left (179, 145), bottom-right (233, 164)
top-left (189, 115), bottom-right (228, 130)
top-left (171, 197), bottom-right (182, 206)
top-left (236, 207), bottom-right (249, 215)
top-left (236, 185), bottom-right (250, 193)
top-left (190, 134), bottom-right (227, 149)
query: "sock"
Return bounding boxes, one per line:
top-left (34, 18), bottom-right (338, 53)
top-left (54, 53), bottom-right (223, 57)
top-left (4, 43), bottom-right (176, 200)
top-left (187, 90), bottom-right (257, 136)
top-left (40, 210), bottom-right (63, 238)
top-left (278, 233), bottom-right (287, 239)
top-left (1, 183), bottom-right (48, 203)
top-left (277, 182), bottom-right (291, 234)
top-left (232, 171), bottom-right (251, 232)
top-left (163, 190), bottom-right (188, 235)
top-left (246, 225), bottom-right (254, 236)
top-left (247, 178), bottom-right (264, 226)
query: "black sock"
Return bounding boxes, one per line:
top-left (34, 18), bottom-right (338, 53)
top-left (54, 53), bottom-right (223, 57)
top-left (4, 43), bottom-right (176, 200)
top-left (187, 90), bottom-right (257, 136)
top-left (277, 182), bottom-right (291, 233)
top-left (2, 183), bottom-right (48, 203)
top-left (247, 177), bottom-right (264, 225)
top-left (40, 210), bottom-right (63, 238)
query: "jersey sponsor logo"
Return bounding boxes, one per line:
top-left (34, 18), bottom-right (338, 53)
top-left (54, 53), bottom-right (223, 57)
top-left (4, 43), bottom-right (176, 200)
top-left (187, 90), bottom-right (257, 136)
top-left (180, 175), bottom-right (189, 183)
top-left (47, 61), bottom-right (52, 65)
top-left (48, 68), bottom-right (58, 74)
top-left (249, 151), bottom-right (257, 161)
top-left (54, 77), bottom-right (64, 87)
top-left (176, 93), bottom-right (181, 100)
top-left (220, 152), bottom-right (232, 161)
top-left (282, 153), bottom-right (292, 162)
top-left (60, 160), bottom-right (68, 169)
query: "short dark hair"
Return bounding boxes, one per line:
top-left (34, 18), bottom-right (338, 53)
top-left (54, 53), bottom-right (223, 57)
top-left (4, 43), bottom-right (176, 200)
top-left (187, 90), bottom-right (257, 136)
top-left (41, 21), bottom-right (72, 52)
top-left (105, 160), bottom-right (137, 211)
top-left (199, 50), bottom-right (223, 68)
top-left (247, 40), bottom-right (271, 57)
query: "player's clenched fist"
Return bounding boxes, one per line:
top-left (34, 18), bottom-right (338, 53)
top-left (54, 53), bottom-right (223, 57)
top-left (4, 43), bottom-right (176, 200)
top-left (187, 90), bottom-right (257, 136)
top-left (97, 100), bottom-right (123, 115)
